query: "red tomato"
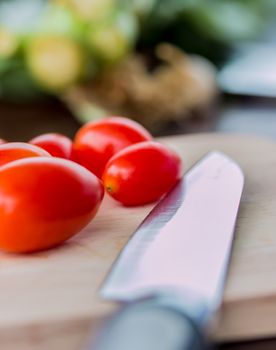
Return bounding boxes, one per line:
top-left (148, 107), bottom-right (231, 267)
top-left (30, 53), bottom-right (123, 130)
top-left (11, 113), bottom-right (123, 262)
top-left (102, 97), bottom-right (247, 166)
top-left (73, 117), bottom-right (152, 178)
top-left (30, 133), bottom-right (73, 159)
top-left (0, 157), bottom-right (104, 253)
top-left (0, 142), bottom-right (50, 167)
top-left (102, 141), bottom-right (182, 206)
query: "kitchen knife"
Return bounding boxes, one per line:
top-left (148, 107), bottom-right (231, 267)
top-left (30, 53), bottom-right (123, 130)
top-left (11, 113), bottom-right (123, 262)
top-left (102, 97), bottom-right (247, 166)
top-left (91, 151), bottom-right (244, 350)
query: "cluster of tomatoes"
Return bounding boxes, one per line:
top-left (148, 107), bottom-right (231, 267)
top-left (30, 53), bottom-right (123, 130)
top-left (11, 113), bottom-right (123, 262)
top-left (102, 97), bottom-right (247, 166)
top-left (0, 117), bottom-right (182, 254)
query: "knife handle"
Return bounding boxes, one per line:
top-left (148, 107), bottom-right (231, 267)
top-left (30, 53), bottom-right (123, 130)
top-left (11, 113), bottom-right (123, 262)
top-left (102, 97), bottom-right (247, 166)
top-left (90, 296), bottom-right (209, 350)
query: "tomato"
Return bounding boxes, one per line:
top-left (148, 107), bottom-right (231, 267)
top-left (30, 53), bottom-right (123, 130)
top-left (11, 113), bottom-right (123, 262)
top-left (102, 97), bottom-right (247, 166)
top-left (0, 142), bottom-right (50, 167)
top-left (102, 141), bottom-right (182, 206)
top-left (30, 133), bottom-right (73, 159)
top-left (0, 157), bottom-right (104, 253)
top-left (73, 117), bottom-right (152, 178)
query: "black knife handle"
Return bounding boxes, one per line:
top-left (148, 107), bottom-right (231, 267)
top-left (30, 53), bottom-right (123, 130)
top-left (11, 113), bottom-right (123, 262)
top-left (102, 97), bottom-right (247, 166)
top-left (90, 296), bottom-right (210, 350)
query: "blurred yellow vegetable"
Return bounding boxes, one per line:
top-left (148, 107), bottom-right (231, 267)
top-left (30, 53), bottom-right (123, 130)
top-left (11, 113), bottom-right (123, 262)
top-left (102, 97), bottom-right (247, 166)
top-left (88, 27), bottom-right (128, 63)
top-left (88, 12), bottom-right (137, 64)
top-left (26, 35), bottom-right (84, 91)
top-left (54, 0), bottom-right (114, 22)
top-left (0, 28), bottom-right (18, 58)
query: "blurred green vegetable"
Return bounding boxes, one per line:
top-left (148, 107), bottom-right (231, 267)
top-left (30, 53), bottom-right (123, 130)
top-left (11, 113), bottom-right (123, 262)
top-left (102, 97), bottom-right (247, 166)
top-left (0, 0), bottom-right (138, 97)
top-left (0, 0), bottom-right (275, 100)
top-left (0, 57), bottom-right (44, 100)
top-left (134, 0), bottom-right (276, 64)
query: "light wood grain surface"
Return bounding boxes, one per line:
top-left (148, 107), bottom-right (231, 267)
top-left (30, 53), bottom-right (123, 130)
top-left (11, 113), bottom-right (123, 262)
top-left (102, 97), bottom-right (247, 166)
top-left (0, 133), bottom-right (276, 349)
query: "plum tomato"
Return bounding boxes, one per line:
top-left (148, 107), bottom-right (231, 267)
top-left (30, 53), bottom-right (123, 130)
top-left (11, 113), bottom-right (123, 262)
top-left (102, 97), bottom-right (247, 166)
top-left (73, 117), bottom-right (152, 178)
top-left (0, 142), bottom-right (50, 167)
top-left (30, 133), bottom-right (73, 159)
top-left (102, 141), bottom-right (182, 206)
top-left (0, 157), bottom-right (104, 253)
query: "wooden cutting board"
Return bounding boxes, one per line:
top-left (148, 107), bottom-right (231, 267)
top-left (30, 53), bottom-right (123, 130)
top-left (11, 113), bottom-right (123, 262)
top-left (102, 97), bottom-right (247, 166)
top-left (1, 133), bottom-right (276, 350)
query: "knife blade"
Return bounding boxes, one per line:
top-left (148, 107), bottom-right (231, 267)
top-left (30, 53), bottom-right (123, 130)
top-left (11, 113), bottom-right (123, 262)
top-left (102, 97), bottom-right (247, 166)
top-left (90, 151), bottom-right (244, 350)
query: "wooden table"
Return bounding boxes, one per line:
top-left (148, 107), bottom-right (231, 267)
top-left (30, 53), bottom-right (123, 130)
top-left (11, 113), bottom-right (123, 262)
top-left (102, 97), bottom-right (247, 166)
top-left (2, 95), bottom-right (276, 140)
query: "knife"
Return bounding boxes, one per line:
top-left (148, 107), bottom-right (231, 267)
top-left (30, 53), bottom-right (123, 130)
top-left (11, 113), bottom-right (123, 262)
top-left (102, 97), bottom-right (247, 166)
top-left (90, 151), bottom-right (244, 350)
